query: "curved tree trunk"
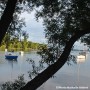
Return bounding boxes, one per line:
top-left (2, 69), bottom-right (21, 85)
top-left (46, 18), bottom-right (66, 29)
top-left (20, 29), bottom-right (90, 90)
top-left (0, 0), bottom-right (17, 44)
top-left (0, 1), bottom-right (90, 90)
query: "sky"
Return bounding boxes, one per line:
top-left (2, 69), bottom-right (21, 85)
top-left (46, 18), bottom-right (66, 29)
top-left (20, 11), bottom-right (88, 50)
top-left (21, 11), bottom-right (47, 44)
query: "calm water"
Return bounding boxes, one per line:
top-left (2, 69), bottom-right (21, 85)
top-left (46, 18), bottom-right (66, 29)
top-left (0, 51), bottom-right (90, 90)
top-left (0, 51), bottom-right (40, 82)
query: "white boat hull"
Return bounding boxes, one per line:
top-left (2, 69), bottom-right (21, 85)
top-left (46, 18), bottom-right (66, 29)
top-left (77, 55), bottom-right (86, 63)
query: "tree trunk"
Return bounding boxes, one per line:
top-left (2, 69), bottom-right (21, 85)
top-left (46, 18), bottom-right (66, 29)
top-left (20, 30), bottom-right (90, 90)
top-left (0, 0), bottom-right (17, 44)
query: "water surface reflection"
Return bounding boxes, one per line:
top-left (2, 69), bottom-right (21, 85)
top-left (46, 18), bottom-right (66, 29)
top-left (38, 51), bottom-right (90, 90)
top-left (0, 51), bottom-right (90, 90)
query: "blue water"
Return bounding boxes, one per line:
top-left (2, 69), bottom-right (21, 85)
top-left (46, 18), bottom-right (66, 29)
top-left (0, 51), bottom-right (90, 90)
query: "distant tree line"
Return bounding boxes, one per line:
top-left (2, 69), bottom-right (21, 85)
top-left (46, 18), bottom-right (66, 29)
top-left (0, 34), bottom-right (46, 52)
top-left (0, 0), bottom-right (90, 90)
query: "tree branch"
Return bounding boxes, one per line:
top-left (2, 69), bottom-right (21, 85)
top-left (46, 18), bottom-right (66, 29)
top-left (0, 0), bottom-right (17, 44)
top-left (20, 29), bottom-right (90, 90)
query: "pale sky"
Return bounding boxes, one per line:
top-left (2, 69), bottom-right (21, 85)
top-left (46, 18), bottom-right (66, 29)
top-left (21, 11), bottom-right (47, 44)
top-left (21, 12), bottom-right (87, 50)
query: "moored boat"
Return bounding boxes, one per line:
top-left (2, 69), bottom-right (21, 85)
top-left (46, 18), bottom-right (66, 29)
top-left (5, 55), bottom-right (18, 60)
top-left (5, 51), bottom-right (18, 60)
top-left (77, 55), bottom-right (86, 63)
top-left (77, 51), bottom-right (86, 63)
top-left (19, 51), bottom-right (24, 56)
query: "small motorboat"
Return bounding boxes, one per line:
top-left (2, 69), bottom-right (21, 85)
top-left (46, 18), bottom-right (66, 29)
top-left (77, 55), bottom-right (86, 63)
top-left (77, 51), bottom-right (86, 63)
top-left (5, 52), bottom-right (18, 60)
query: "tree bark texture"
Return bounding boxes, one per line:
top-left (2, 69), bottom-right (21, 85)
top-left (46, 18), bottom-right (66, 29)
top-left (20, 29), bottom-right (90, 90)
top-left (0, 1), bottom-right (90, 90)
top-left (0, 0), bottom-right (17, 44)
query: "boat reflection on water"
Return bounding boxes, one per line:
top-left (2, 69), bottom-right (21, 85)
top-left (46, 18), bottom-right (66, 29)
top-left (76, 52), bottom-right (87, 87)
top-left (6, 58), bottom-right (18, 81)
top-left (6, 58), bottom-right (18, 69)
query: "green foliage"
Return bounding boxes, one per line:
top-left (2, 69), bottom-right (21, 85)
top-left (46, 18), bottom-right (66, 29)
top-left (35, 0), bottom-right (90, 65)
top-left (26, 59), bottom-right (45, 79)
top-left (0, 45), bottom-right (6, 51)
top-left (0, 38), bottom-right (45, 52)
top-left (1, 75), bottom-right (26, 90)
top-left (0, 0), bottom-right (89, 89)
top-left (0, 0), bottom-right (89, 65)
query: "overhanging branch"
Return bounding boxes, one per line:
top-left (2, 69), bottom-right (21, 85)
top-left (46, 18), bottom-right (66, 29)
top-left (0, 0), bottom-right (17, 44)
top-left (20, 29), bottom-right (90, 90)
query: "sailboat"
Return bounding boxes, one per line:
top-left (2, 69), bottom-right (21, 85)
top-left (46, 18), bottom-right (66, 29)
top-left (77, 51), bottom-right (87, 63)
top-left (5, 49), bottom-right (18, 60)
top-left (76, 44), bottom-right (87, 63)
top-left (77, 54), bottom-right (86, 63)
top-left (5, 54), bottom-right (18, 60)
